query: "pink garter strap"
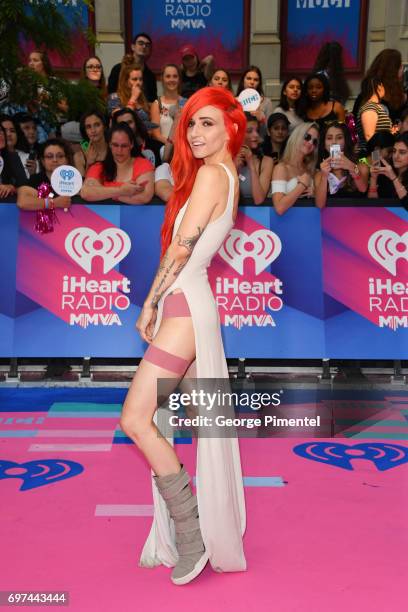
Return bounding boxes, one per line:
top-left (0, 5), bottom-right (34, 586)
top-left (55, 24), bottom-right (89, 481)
top-left (143, 344), bottom-right (189, 375)
top-left (162, 292), bottom-right (191, 318)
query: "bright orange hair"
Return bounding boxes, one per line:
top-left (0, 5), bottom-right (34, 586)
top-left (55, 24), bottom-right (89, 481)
top-left (160, 86), bottom-right (246, 256)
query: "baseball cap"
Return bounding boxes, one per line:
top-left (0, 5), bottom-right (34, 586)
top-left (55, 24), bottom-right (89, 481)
top-left (180, 44), bottom-right (197, 59)
top-left (267, 112), bottom-right (290, 130)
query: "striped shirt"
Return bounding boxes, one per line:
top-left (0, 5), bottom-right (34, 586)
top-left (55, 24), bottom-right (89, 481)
top-left (357, 101), bottom-right (392, 154)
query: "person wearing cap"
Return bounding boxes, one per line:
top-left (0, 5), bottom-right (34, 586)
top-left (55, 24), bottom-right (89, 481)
top-left (108, 33), bottom-right (157, 103)
top-left (180, 45), bottom-right (214, 99)
top-left (262, 112), bottom-right (290, 163)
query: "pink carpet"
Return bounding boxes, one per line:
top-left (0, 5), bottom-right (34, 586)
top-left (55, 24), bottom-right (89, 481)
top-left (0, 399), bottom-right (407, 611)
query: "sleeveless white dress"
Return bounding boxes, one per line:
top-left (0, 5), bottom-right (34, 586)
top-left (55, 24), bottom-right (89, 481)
top-left (139, 163), bottom-right (247, 572)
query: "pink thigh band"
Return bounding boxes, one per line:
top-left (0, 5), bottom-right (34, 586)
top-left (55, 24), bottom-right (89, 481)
top-left (143, 344), bottom-right (189, 375)
top-left (162, 292), bottom-right (191, 318)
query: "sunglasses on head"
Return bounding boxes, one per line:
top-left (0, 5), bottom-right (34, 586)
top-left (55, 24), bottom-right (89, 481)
top-left (304, 133), bottom-right (319, 147)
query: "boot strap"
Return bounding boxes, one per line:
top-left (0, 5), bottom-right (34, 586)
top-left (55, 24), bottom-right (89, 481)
top-left (170, 494), bottom-right (197, 519)
top-left (177, 539), bottom-right (205, 555)
top-left (154, 466), bottom-right (190, 500)
top-left (175, 516), bottom-right (200, 534)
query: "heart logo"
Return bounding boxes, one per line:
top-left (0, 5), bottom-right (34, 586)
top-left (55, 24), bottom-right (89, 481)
top-left (293, 442), bottom-right (408, 471)
top-left (368, 229), bottom-right (408, 276)
top-left (60, 168), bottom-right (75, 181)
top-left (0, 459), bottom-right (84, 490)
top-left (218, 228), bottom-right (282, 275)
top-left (65, 227), bottom-right (131, 273)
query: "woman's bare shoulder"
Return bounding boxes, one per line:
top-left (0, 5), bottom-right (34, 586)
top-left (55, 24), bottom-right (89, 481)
top-left (272, 161), bottom-right (290, 179)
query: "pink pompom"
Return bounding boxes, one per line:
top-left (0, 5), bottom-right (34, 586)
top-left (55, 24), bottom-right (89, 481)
top-left (37, 182), bottom-right (52, 199)
top-left (35, 210), bottom-right (57, 234)
top-left (35, 181), bottom-right (59, 234)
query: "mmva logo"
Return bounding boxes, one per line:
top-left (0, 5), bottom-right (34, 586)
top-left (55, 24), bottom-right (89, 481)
top-left (60, 168), bottom-right (74, 181)
top-left (218, 229), bottom-right (282, 275)
top-left (368, 229), bottom-right (408, 276)
top-left (65, 227), bottom-right (131, 274)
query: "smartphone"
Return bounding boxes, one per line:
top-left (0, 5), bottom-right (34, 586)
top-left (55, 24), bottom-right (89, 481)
top-left (371, 149), bottom-right (381, 166)
top-left (179, 98), bottom-right (187, 108)
top-left (28, 150), bottom-right (37, 161)
top-left (330, 144), bottom-right (341, 160)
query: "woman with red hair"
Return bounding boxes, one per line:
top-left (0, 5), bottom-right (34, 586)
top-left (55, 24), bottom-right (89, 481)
top-left (120, 87), bottom-right (247, 585)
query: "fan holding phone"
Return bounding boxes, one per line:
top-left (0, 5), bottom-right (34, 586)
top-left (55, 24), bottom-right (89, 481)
top-left (368, 132), bottom-right (408, 202)
top-left (314, 121), bottom-right (369, 207)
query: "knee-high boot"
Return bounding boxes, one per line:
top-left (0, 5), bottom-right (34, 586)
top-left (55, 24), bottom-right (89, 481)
top-left (153, 465), bottom-right (208, 585)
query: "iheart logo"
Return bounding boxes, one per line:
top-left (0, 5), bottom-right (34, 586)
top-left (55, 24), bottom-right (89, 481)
top-left (0, 459), bottom-right (84, 490)
top-left (368, 229), bottom-right (408, 276)
top-left (293, 442), bottom-right (408, 471)
top-left (60, 168), bottom-right (74, 181)
top-left (218, 228), bottom-right (282, 275)
top-left (65, 227), bottom-right (131, 273)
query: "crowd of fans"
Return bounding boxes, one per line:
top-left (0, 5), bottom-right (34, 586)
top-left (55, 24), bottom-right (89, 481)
top-left (1, 34), bottom-right (408, 211)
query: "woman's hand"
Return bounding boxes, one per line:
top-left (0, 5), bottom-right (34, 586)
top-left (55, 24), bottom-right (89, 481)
top-left (129, 84), bottom-right (142, 105)
top-left (53, 196), bottom-right (71, 209)
top-left (330, 152), bottom-right (354, 173)
top-left (240, 145), bottom-right (254, 165)
top-left (250, 109), bottom-right (265, 124)
top-left (373, 157), bottom-right (396, 180)
top-left (136, 304), bottom-right (157, 343)
top-left (296, 172), bottom-right (313, 197)
top-left (25, 159), bottom-right (37, 176)
top-left (298, 172), bottom-right (311, 186)
top-left (319, 158), bottom-right (331, 176)
top-left (120, 181), bottom-right (146, 197)
top-left (0, 183), bottom-right (16, 198)
top-left (85, 143), bottom-right (100, 166)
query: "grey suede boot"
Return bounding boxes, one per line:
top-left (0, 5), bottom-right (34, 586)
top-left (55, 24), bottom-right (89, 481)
top-left (154, 465), bottom-right (208, 585)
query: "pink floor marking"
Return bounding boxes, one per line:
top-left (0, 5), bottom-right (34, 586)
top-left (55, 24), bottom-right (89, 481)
top-left (1, 433), bottom-right (407, 612)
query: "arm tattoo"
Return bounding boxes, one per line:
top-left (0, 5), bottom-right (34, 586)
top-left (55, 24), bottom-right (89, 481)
top-left (148, 229), bottom-right (201, 308)
top-left (175, 226), bottom-right (203, 253)
top-left (150, 257), bottom-right (176, 307)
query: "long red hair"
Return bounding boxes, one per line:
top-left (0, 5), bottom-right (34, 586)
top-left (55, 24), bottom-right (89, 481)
top-left (160, 86), bottom-right (246, 256)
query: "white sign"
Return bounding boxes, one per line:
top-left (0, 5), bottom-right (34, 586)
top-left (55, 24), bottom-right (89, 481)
top-left (237, 88), bottom-right (261, 112)
top-left (51, 165), bottom-right (82, 196)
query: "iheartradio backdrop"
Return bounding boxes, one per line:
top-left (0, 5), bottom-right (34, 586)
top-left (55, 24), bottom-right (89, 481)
top-left (127, 0), bottom-right (249, 72)
top-left (0, 204), bottom-right (406, 359)
top-left (280, 0), bottom-right (368, 76)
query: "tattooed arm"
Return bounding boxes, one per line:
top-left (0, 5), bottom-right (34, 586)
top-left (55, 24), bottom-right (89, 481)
top-left (136, 164), bottom-right (230, 342)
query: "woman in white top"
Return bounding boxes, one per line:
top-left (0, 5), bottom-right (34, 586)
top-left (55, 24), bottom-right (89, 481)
top-left (150, 64), bottom-right (187, 145)
top-left (273, 77), bottom-right (304, 132)
top-left (271, 122), bottom-right (321, 215)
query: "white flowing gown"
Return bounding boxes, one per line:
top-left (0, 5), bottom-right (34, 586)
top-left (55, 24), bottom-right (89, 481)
top-left (139, 163), bottom-right (247, 572)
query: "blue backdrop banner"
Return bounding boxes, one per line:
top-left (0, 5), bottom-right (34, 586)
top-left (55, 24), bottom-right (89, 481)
top-left (0, 204), bottom-right (407, 358)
